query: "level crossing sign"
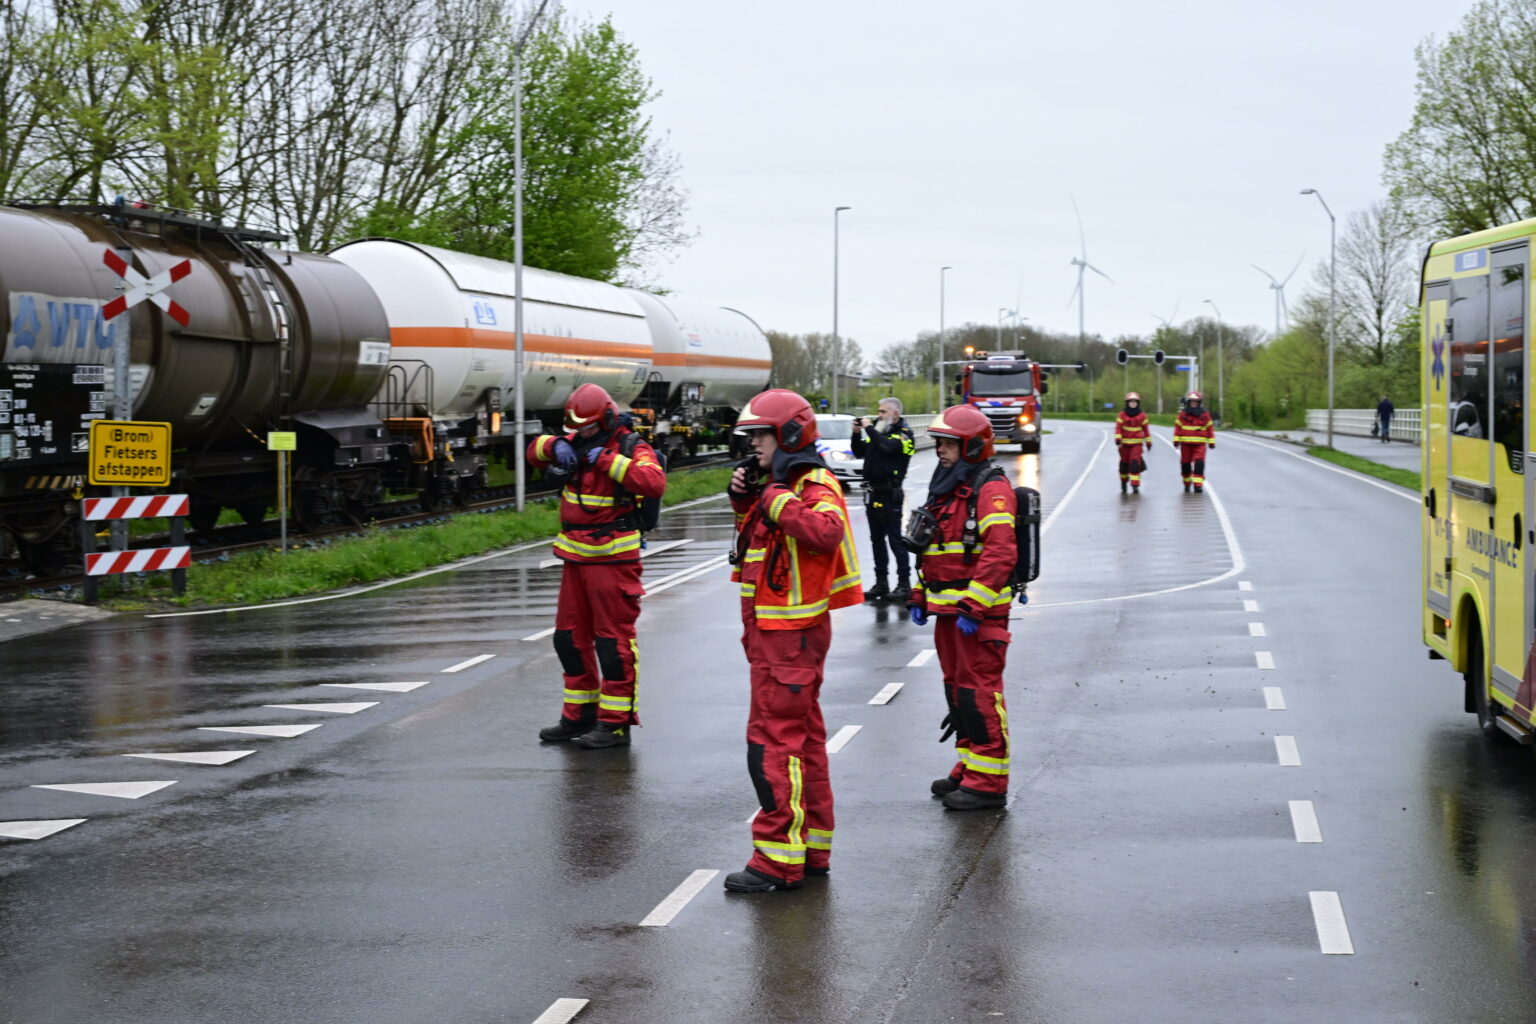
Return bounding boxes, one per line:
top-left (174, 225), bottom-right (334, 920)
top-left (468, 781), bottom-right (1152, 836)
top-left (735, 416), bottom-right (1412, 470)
top-left (101, 249), bottom-right (192, 326)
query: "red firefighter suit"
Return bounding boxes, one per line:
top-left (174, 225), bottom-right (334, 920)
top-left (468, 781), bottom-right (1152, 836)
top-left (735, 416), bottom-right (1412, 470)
top-left (909, 465), bottom-right (1018, 799)
top-left (528, 429), bottom-right (666, 729)
top-left (1115, 406), bottom-right (1151, 490)
top-left (1172, 405), bottom-right (1216, 491)
top-left (730, 462), bottom-right (861, 883)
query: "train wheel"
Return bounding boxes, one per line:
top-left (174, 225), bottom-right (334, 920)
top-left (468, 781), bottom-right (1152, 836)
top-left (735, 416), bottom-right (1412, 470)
top-left (15, 537), bottom-right (74, 577)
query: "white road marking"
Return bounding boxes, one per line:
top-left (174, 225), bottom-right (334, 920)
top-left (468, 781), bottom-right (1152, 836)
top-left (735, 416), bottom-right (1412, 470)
top-left (1041, 426), bottom-right (1111, 535)
top-left (1289, 800), bottom-right (1323, 843)
top-left (639, 869), bottom-right (720, 926)
top-left (869, 682), bottom-right (904, 705)
top-left (538, 558), bottom-right (562, 569)
top-left (1239, 581), bottom-right (1254, 591)
top-left (1249, 622), bottom-right (1267, 637)
top-left (32, 781), bottom-right (175, 800)
top-left (1256, 651), bottom-right (1276, 670)
top-left (1225, 433), bottom-right (1417, 504)
top-left (906, 649), bottom-right (936, 668)
top-left (124, 750), bottom-right (254, 766)
top-left (1264, 687), bottom-right (1287, 710)
top-left (746, 808), bottom-right (759, 824)
top-left (442, 654), bottom-right (495, 674)
top-left (645, 553), bottom-right (732, 596)
top-left (1243, 600), bottom-right (1260, 613)
top-left (1275, 735), bottom-right (1302, 766)
top-left (826, 725), bottom-right (862, 754)
top-left (532, 998), bottom-right (590, 1024)
top-left (263, 702), bottom-right (377, 714)
top-left (323, 681), bottom-right (429, 693)
top-left (197, 724), bottom-right (322, 738)
top-left (523, 627), bottom-right (556, 642)
top-left (1309, 891), bottom-right (1356, 954)
top-left (0, 819), bottom-right (87, 840)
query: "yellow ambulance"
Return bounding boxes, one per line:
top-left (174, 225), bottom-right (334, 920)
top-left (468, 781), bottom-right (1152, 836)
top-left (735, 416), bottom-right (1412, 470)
top-left (1422, 219), bottom-right (1531, 740)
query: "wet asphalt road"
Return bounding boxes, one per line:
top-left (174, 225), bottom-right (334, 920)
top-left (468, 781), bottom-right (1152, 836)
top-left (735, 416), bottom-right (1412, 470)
top-left (2, 424), bottom-right (1535, 1023)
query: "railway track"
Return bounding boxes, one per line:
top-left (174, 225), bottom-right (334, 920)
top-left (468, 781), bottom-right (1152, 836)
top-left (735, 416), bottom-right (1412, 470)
top-left (0, 451), bottom-right (737, 602)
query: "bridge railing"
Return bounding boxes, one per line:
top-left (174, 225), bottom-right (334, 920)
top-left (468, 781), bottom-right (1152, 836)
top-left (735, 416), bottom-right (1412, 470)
top-left (1305, 408), bottom-right (1421, 443)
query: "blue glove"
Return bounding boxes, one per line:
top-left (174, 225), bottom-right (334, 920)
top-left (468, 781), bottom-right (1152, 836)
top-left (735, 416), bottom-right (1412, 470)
top-left (908, 605), bottom-right (927, 626)
top-left (552, 438), bottom-right (577, 471)
top-left (580, 443), bottom-right (605, 465)
top-left (956, 614), bottom-right (980, 637)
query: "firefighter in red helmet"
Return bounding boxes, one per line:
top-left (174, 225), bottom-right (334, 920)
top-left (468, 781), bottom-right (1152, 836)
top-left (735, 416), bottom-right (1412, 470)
top-left (1115, 391), bottom-right (1152, 493)
top-left (1173, 390), bottom-right (1215, 493)
top-left (724, 389), bottom-right (862, 892)
top-left (906, 405), bottom-right (1016, 811)
top-left (527, 383), bottom-right (667, 748)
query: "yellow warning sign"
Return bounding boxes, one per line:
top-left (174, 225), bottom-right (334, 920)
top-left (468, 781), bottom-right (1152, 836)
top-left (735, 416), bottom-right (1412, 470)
top-left (266, 431), bottom-right (297, 451)
top-left (88, 420), bottom-right (171, 486)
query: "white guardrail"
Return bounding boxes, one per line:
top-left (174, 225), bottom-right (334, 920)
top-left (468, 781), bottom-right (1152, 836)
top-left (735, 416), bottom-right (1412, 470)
top-left (1305, 408), bottom-right (1421, 443)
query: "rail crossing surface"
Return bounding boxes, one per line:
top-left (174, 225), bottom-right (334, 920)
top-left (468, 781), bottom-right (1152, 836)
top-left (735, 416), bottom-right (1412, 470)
top-left (0, 423), bottom-right (1527, 1023)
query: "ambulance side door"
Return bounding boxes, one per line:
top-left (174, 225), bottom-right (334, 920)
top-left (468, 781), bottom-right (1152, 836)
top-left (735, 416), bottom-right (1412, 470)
top-left (1425, 280), bottom-right (1451, 616)
top-left (1489, 244), bottom-right (1528, 704)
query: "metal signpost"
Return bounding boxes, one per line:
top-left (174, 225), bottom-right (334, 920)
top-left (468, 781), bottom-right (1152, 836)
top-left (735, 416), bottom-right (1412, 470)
top-left (267, 431), bottom-right (297, 552)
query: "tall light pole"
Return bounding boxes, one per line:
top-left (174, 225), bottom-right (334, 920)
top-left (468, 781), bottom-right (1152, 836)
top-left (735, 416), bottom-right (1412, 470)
top-left (1301, 188), bottom-right (1336, 448)
top-left (512, 0), bottom-right (552, 512)
top-left (936, 266), bottom-right (952, 413)
top-left (1203, 298), bottom-right (1224, 424)
top-left (831, 205), bottom-right (851, 414)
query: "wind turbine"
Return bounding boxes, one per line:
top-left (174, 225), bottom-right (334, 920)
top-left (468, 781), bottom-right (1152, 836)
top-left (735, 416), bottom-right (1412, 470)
top-left (1068, 197), bottom-right (1114, 345)
top-left (1250, 254), bottom-right (1305, 335)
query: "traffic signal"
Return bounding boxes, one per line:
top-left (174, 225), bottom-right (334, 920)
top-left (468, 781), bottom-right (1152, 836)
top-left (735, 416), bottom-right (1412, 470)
top-left (1116, 348), bottom-right (1129, 365)
top-left (1153, 350), bottom-right (1166, 365)
top-left (1076, 361), bottom-right (1087, 373)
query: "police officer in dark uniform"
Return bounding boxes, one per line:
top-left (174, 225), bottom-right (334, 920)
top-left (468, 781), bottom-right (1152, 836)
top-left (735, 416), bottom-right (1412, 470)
top-left (851, 396), bottom-right (917, 601)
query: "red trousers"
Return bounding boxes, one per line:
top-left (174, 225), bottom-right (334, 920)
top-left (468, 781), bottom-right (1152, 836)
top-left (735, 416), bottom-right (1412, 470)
top-left (1117, 444), bottom-right (1146, 486)
top-left (554, 560), bottom-right (644, 725)
top-left (1178, 444), bottom-right (1208, 485)
top-left (934, 614), bottom-right (1011, 795)
top-left (741, 612), bottom-right (833, 883)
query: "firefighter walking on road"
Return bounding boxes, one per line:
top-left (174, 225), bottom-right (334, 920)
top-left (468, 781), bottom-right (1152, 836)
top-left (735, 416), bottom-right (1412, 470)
top-left (1115, 391), bottom-right (1152, 493)
top-left (528, 384), bottom-right (667, 749)
top-left (725, 389), bottom-right (862, 892)
top-left (906, 406), bottom-right (1017, 811)
top-left (1173, 390), bottom-right (1215, 493)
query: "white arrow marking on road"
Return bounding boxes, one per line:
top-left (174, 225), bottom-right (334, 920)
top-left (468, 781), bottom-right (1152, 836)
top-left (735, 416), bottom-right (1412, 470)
top-left (263, 702), bottom-right (378, 714)
top-left (639, 869), bottom-right (720, 927)
top-left (532, 998), bottom-right (590, 1024)
top-left (869, 682), bottom-right (904, 705)
top-left (906, 649), bottom-right (936, 668)
top-left (1249, 622), bottom-right (1267, 637)
top-left (124, 750), bottom-right (255, 766)
top-left (197, 724), bottom-right (321, 738)
top-left (1289, 800), bottom-right (1323, 843)
top-left (0, 819), bottom-right (88, 840)
top-left (1275, 736), bottom-right (1302, 766)
top-left (323, 681), bottom-right (429, 693)
top-left (1309, 891), bottom-right (1355, 954)
top-left (1256, 651), bottom-right (1276, 670)
top-left (1264, 687), bottom-right (1287, 710)
top-left (32, 781), bottom-right (176, 800)
top-left (826, 725), bottom-right (862, 754)
top-left (442, 654), bottom-right (495, 673)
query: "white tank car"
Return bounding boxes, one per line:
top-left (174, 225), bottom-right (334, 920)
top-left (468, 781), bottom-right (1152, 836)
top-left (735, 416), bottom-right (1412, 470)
top-left (330, 239), bottom-right (653, 420)
top-left (624, 289), bottom-right (771, 412)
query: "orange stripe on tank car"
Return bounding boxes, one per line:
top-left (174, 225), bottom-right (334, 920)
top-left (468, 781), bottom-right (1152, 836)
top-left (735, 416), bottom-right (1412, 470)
top-left (651, 352), bottom-right (772, 370)
top-left (391, 326), bottom-right (652, 360)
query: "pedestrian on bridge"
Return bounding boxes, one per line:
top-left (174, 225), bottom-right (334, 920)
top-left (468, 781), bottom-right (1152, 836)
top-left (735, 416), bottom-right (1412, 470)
top-left (1377, 394), bottom-right (1395, 443)
top-left (529, 384), bottom-right (667, 749)
top-left (851, 396), bottom-right (916, 600)
top-left (1115, 392), bottom-right (1152, 493)
top-left (724, 389), bottom-right (861, 892)
top-left (1173, 390), bottom-right (1215, 493)
top-left (905, 405), bottom-right (1016, 811)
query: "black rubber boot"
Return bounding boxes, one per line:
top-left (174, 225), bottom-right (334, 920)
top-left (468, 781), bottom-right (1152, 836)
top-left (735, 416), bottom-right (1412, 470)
top-left (864, 580), bottom-right (889, 603)
top-left (572, 721), bottom-right (631, 749)
top-left (1193, 484), bottom-right (1204, 493)
top-left (1183, 481), bottom-right (1191, 493)
top-left (931, 775), bottom-right (962, 797)
top-left (1131, 483), bottom-right (1140, 493)
top-left (539, 711), bottom-right (595, 743)
top-left (943, 786), bottom-right (1007, 811)
top-left (805, 866), bottom-right (830, 878)
top-left (890, 579), bottom-right (911, 602)
top-left (723, 867), bottom-right (801, 892)
top-left (1120, 480), bottom-right (1127, 493)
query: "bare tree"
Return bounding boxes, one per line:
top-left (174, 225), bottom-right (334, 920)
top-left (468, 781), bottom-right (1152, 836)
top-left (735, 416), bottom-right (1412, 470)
top-left (1307, 200), bottom-right (1418, 365)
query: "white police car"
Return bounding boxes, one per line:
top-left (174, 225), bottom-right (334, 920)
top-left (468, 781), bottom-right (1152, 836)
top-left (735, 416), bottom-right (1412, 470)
top-left (815, 414), bottom-right (864, 485)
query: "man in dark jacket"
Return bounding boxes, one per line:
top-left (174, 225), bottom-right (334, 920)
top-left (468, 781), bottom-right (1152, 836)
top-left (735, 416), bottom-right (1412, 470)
top-left (1377, 395), bottom-right (1394, 443)
top-left (851, 396), bottom-right (916, 601)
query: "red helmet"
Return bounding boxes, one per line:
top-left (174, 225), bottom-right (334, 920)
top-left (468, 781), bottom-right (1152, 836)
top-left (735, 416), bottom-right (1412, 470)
top-left (565, 383), bottom-right (618, 432)
top-left (1126, 391), bottom-right (1141, 401)
top-left (1187, 391), bottom-right (1203, 403)
top-left (928, 405), bottom-right (995, 463)
top-left (734, 389), bottom-right (818, 451)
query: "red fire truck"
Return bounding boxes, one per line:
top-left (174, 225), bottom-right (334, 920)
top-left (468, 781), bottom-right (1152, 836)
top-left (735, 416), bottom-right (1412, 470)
top-left (955, 352), bottom-right (1048, 453)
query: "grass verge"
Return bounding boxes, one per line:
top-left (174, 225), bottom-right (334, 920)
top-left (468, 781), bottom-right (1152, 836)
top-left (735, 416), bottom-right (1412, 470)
top-left (1306, 446), bottom-right (1420, 491)
top-left (97, 465), bottom-right (734, 611)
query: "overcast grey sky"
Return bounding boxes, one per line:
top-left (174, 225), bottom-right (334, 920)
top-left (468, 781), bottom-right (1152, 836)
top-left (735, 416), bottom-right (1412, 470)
top-left (592, 0), bottom-right (1473, 357)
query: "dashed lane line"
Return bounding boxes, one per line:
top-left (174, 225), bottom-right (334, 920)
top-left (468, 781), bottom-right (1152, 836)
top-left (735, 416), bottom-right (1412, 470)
top-left (1249, 622), bottom-right (1267, 637)
top-left (826, 725), bottom-right (862, 753)
top-left (1239, 581), bottom-right (1254, 591)
top-left (32, 781), bottom-right (176, 800)
top-left (906, 649), bottom-right (936, 668)
top-left (1309, 891), bottom-right (1356, 954)
top-left (1289, 800), bottom-right (1323, 843)
top-left (523, 627), bottom-right (556, 642)
top-left (323, 681), bottom-right (429, 693)
top-left (869, 682), bottom-right (904, 705)
top-left (1264, 687), bottom-right (1287, 710)
top-left (1256, 651), bottom-right (1276, 670)
top-left (264, 702), bottom-right (378, 714)
top-left (124, 750), bottom-right (254, 766)
top-left (1243, 600), bottom-right (1260, 613)
top-left (442, 654), bottom-right (495, 674)
top-left (532, 998), bottom-right (590, 1024)
top-left (645, 553), bottom-right (732, 597)
top-left (1275, 735), bottom-right (1302, 766)
top-left (197, 724), bottom-right (322, 738)
top-left (639, 869), bottom-right (720, 927)
top-left (0, 819), bottom-right (87, 841)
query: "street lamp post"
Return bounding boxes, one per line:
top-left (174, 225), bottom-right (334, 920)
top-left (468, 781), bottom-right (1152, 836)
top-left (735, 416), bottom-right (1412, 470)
top-left (936, 266), bottom-right (951, 413)
top-left (832, 206), bottom-right (850, 414)
top-left (1203, 298), bottom-right (1224, 424)
top-left (1301, 188), bottom-right (1336, 448)
top-left (512, 0), bottom-right (552, 512)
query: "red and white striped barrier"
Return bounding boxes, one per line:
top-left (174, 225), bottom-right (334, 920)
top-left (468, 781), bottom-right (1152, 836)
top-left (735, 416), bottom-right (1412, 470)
top-left (82, 494), bottom-right (190, 521)
top-left (85, 546), bottom-right (192, 577)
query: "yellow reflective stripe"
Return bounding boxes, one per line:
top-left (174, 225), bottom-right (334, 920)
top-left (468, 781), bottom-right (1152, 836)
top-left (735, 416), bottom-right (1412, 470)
top-left (740, 582), bottom-right (758, 598)
top-left (802, 467), bottom-right (840, 491)
top-left (753, 840), bottom-right (807, 863)
top-left (561, 489), bottom-right (617, 507)
top-left (995, 692), bottom-right (1010, 747)
top-left (900, 434), bottom-right (915, 455)
top-left (755, 598), bottom-right (830, 618)
top-left (562, 688), bottom-right (600, 703)
top-left (831, 572), bottom-right (861, 594)
top-left (768, 491), bottom-right (794, 521)
top-left (788, 755), bottom-right (805, 849)
top-left (787, 535), bottom-right (803, 605)
top-left (743, 548), bottom-right (767, 562)
top-left (960, 749), bottom-right (1010, 774)
top-left (963, 581), bottom-right (1008, 607)
top-left (811, 501), bottom-right (841, 514)
top-left (978, 512), bottom-right (1014, 532)
top-left (554, 531), bottom-right (642, 557)
top-left (599, 696), bottom-right (633, 711)
top-left (607, 453), bottom-right (633, 483)
top-left (923, 542), bottom-right (967, 556)
top-left (807, 827), bottom-right (833, 850)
